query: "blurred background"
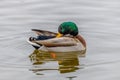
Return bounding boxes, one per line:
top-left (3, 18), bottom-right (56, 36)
top-left (0, 0), bottom-right (120, 80)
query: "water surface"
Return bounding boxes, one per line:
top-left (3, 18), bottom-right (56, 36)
top-left (0, 0), bottom-right (120, 80)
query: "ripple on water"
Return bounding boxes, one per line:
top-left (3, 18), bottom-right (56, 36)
top-left (1, 0), bottom-right (120, 80)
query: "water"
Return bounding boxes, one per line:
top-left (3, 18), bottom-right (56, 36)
top-left (0, 0), bottom-right (120, 80)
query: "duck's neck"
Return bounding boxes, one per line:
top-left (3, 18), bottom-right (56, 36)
top-left (75, 35), bottom-right (86, 47)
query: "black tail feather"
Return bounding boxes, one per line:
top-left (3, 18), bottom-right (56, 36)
top-left (32, 45), bottom-right (40, 49)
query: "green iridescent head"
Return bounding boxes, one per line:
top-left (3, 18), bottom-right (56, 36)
top-left (58, 22), bottom-right (79, 36)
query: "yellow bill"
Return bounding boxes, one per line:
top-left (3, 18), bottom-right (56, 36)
top-left (56, 32), bottom-right (63, 38)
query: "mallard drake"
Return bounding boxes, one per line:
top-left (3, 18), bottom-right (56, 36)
top-left (28, 22), bottom-right (86, 52)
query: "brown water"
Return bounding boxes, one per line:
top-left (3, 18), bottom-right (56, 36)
top-left (1, 0), bottom-right (120, 80)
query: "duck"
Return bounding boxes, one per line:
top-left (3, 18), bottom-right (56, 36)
top-left (27, 22), bottom-right (86, 52)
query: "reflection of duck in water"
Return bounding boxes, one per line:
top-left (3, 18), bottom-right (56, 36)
top-left (28, 22), bottom-right (86, 52)
top-left (58, 56), bottom-right (79, 73)
top-left (29, 49), bottom-right (85, 74)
